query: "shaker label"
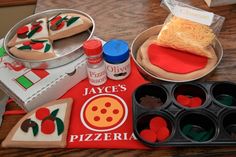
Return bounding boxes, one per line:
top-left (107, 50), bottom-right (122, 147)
top-left (105, 57), bottom-right (131, 80)
top-left (87, 64), bottom-right (107, 86)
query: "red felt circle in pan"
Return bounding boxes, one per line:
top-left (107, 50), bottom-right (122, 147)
top-left (190, 97), bottom-right (202, 107)
top-left (31, 43), bottom-right (44, 50)
top-left (156, 127), bottom-right (170, 142)
top-left (177, 95), bottom-right (191, 107)
top-left (149, 116), bottom-right (167, 132)
top-left (140, 129), bottom-right (156, 143)
top-left (17, 26), bottom-right (29, 35)
top-left (148, 44), bottom-right (208, 74)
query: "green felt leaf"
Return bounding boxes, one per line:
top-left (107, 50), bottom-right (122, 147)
top-left (50, 108), bottom-right (59, 118)
top-left (32, 124), bottom-right (39, 136)
top-left (67, 16), bottom-right (80, 27)
top-left (44, 43), bottom-right (51, 53)
top-left (31, 39), bottom-right (47, 43)
top-left (27, 26), bottom-right (40, 38)
top-left (0, 47), bottom-right (6, 57)
top-left (18, 45), bottom-right (31, 50)
top-left (56, 118), bottom-right (64, 136)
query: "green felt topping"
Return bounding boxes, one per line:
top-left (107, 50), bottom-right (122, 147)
top-left (67, 16), bottom-right (80, 27)
top-left (0, 47), bottom-right (6, 57)
top-left (27, 26), bottom-right (40, 38)
top-left (32, 124), bottom-right (39, 136)
top-left (56, 117), bottom-right (64, 136)
top-left (18, 45), bottom-right (31, 50)
top-left (216, 95), bottom-right (234, 106)
top-left (50, 108), bottom-right (59, 118)
top-left (31, 39), bottom-right (47, 43)
top-left (44, 43), bottom-right (51, 53)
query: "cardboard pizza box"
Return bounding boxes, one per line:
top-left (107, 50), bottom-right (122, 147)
top-left (0, 38), bottom-right (87, 111)
top-left (204, 0), bottom-right (236, 7)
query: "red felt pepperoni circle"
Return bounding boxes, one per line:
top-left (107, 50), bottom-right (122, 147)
top-left (106, 117), bottom-right (113, 122)
top-left (56, 21), bottom-right (65, 30)
top-left (50, 16), bottom-right (62, 25)
top-left (177, 95), bottom-right (191, 107)
top-left (41, 119), bottom-right (55, 134)
top-left (105, 102), bottom-right (111, 107)
top-left (23, 41), bottom-right (31, 46)
top-left (156, 127), bottom-right (170, 142)
top-left (101, 109), bottom-right (107, 114)
top-left (31, 25), bottom-right (42, 32)
top-left (150, 116), bottom-right (167, 132)
top-left (140, 129), bottom-right (156, 143)
top-left (190, 97), bottom-right (202, 108)
top-left (92, 106), bottom-right (98, 111)
top-left (17, 26), bottom-right (29, 35)
top-left (31, 43), bottom-right (44, 50)
top-left (94, 116), bottom-right (100, 121)
top-left (35, 107), bottom-right (50, 120)
top-left (113, 109), bottom-right (119, 114)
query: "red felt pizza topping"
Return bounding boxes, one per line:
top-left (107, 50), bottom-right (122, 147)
top-left (56, 22), bottom-right (65, 30)
top-left (101, 108), bottom-right (107, 114)
top-left (106, 117), bottom-right (113, 122)
top-left (148, 44), bottom-right (208, 74)
top-left (150, 116), bottom-right (167, 132)
top-left (105, 102), bottom-right (111, 107)
top-left (23, 41), bottom-right (31, 46)
top-left (31, 25), bottom-right (42, 32)
top-left (35, 107), bottom-right (50, 120)
top-left (17, 26), bottom-right (29, 35)
top-left (31, 43), bottom-right (44, 50)
top-left (190, 97), bottom-right (202, 107)
top-left (140, 129), bottom-right (157, 143)
top-left (113, 109), bottom-right (119, 114)
top-left (156, 127), bottom-right (170, 142)
top-left (177, 95), bottom-right (191, 106)
top-left (41, 119), bottom-right (55, 134)
top-left (50, 16), bottom-right (65, 30)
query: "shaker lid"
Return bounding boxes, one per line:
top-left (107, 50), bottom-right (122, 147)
top-left (83, 39), bottom-right (102, 56)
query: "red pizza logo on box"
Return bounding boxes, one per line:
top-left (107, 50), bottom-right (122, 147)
top-left (80, 94), bottom-right (128, 132)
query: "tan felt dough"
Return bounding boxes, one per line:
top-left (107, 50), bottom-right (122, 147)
top-left (7, 13), bottom-right (92, 60)
top-left (9, 46), bottom-right (56, 60)
top-left (1, 98), bottom-right (73, 148)
top-left (136, 36), bottom-right (217, 81)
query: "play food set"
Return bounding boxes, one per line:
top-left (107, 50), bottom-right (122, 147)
top-left (1, 0), bottom-right (234, 149)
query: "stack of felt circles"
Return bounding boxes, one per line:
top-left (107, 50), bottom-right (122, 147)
top-left (176, 95), bottom-right (202, 108)
top-left (139, 116), bottom-right (170, 143)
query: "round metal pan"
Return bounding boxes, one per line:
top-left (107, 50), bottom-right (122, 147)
top-left (4, 9), bottom-right (95, 69)
top-left (130, 25), bottom-right (223, 83)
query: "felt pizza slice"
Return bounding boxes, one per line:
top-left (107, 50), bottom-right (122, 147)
top-left (48, 13), bottom-right (93, 41)
top-left (8, 18), bottom-right (49, 47)
top-left (9, 39), bottom-right (55, 60)
top-left (2, 98), bottom-right (73, 148)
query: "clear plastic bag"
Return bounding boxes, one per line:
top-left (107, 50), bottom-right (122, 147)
top-left (157, 0), bottom-right (225, 58)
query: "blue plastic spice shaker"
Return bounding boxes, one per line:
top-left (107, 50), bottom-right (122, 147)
top-left (103, 39), bottom-right (131, 80)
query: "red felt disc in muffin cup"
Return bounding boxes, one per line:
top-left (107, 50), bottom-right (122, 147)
top-left (190, 97), bottom-right (202, 108)
top-left (156, 127), bottom-right (170, 142)
top-left (150, 116), bottom-right (167, 132)
top-left (31, 43), bottom-right (44, 50)
top-left (17, 26), bottom-right (29, 35)
top-left (139, 129), bottom-right (157, 143)
top-left (177, 95), bottom-right (191, 107)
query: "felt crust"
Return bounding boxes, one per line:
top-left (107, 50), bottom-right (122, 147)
top-left (1, 98), bottom-right (73, 148)
top-left (9, 47), bottom-right (56, 60)
top-left (49, 13), bottom-right (92, 41)
top-left (137, 36), bottom-right (217, 81)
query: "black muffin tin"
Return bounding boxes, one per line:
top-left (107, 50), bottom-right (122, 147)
top-left (132, 81), bottom-right (236, 147)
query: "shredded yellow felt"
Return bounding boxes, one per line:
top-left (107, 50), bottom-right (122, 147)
top-left (157, 16), bottom-right (215, 58)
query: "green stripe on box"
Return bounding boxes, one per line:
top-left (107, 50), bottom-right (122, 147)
top-left (16, 76), bottom-right (33, 89)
